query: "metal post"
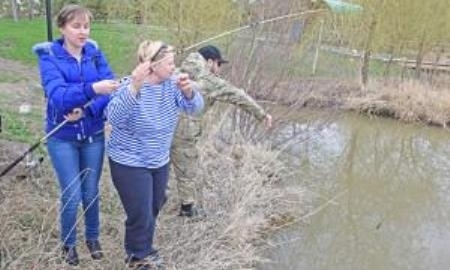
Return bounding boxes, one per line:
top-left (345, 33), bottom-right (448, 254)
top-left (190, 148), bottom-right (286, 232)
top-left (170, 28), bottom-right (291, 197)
top-left (45, 0), bottom-right (52, 41)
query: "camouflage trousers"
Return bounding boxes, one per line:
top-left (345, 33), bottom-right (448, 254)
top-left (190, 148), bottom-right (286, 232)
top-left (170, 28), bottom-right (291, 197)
top-left (171, 136), bottom-right (199, 205)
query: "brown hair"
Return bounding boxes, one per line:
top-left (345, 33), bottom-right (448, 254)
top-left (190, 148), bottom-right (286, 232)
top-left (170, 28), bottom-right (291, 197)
top-left (137, 40), bottom-right (174, 64)
top-left (56, 4), bottom-right (93, 28)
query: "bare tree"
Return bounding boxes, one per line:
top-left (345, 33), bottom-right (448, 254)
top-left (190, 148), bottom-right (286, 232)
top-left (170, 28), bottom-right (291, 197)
top-left (27, 0), bottom-right (36, 20)
top-left (10, 0), bottom-right (19, 22)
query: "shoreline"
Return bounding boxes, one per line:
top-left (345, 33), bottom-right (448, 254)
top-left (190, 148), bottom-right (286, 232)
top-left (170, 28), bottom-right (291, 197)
top-left (255, 76), bottom-right (450, 128)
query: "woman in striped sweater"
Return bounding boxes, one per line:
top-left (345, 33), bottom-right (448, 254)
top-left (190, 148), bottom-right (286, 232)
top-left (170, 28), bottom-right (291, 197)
top-left (107, 40), bottom-right (204, 269)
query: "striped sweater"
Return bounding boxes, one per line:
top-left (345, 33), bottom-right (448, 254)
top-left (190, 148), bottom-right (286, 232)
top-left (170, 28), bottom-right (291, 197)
top-left (107, 76), bottom-right (204, 168)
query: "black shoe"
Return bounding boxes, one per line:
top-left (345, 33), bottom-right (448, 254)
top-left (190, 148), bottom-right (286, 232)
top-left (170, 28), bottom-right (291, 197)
top-left (62, 246), bottom-right (79, 266)
top-left (148, 251), bottom-right (164, 268)
top-left (179, 203), bottom-right (197, 217)
top-left (179, 203), bottom-right (207, 218)
top-left (86, 240), bottom-right (103, 260)
top-left (126, 256), bottom-right (151, 270)
top-left (133, 264), bottom-right (151, 270)
top-left (126, 252), bottom-right (164, 269)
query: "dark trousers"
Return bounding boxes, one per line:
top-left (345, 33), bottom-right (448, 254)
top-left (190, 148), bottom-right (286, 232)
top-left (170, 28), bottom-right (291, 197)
top-left (109, 158), bottom-right (169, 259)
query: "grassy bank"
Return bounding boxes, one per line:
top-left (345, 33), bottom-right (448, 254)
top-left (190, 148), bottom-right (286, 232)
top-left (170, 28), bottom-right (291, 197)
top-left (347, 78), bottom-right (450, 127)
top-left (253, 74), bottom-right (450, 127)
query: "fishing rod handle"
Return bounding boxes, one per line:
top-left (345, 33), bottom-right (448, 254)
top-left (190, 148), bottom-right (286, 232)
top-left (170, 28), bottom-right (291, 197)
top-left (0, 141), bottom-right (40, 178)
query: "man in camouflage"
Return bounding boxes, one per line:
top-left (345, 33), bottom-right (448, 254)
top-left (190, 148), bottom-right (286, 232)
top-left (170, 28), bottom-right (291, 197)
top-left (172, 45), bottom-right (272, 217)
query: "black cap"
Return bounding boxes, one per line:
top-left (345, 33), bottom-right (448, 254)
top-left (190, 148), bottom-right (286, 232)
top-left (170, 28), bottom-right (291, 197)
top-left (198, 45), bottom-right (229, 65)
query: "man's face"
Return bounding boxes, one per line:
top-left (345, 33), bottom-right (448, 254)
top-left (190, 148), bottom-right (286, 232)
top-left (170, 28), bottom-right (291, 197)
top-left (207, 59), bottom-right (221, 75)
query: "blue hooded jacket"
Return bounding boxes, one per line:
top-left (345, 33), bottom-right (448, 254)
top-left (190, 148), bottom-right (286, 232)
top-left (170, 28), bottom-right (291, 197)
top-left (33, 38), bottom-right (115, 140)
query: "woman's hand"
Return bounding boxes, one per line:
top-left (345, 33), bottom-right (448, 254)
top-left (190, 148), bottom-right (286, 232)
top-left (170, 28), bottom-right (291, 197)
top-left (177, 73), bottom-right (193, 99)
top-left (129, 61), bottom-right (151, 96)
top-left (64, 108), bottom-right (83, 122)
top-left (92, 79), bottom-right (119, 95)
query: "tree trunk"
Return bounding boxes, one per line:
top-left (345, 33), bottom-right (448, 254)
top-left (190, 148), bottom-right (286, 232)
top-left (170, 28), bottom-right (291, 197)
top-left (133, 0), bottom-right (144, 24)
top-left (429, 46), bottom-right (444, 83)
top-left (415, 34), bottom-right (425, 79)
top-left (28, 0), bottom-right (35, 20)
top-left (383, 45), bottom-right (395, 78)
top-left (360, 18), bottom-right (377, 90)
top-left (10, 0), bottom-right (19, 22)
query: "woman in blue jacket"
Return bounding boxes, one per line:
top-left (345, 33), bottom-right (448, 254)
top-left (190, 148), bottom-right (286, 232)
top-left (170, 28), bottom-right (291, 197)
top-left (33, 4), bottom-right (118, 266)
top-left (107, 40), bottom-right (203, 270)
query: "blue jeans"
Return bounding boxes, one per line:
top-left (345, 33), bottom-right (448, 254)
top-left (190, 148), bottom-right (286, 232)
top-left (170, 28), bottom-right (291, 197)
top-left (109, 159), bottom-right (169, 259)
top-left (47, 134), bottom-right (105, 247)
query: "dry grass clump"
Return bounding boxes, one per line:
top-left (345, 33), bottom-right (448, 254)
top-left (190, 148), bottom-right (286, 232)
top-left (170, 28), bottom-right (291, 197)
top-left (347, 78), bottom-right (450, 127)
top-left (0, 120), bottom-right (305, 269)
top-left (158, 136), bottom-right (305, 270)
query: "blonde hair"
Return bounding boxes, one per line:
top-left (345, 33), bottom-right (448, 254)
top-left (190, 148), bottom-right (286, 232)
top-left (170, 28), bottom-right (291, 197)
top-left (137, 40), bottom-right (174, 64)
top-left (56, 4), bottom-right (93, 28)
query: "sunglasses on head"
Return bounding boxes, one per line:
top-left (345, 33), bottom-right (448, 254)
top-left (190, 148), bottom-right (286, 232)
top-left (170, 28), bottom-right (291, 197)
top-left (150, 44), bottom-right (168, 62)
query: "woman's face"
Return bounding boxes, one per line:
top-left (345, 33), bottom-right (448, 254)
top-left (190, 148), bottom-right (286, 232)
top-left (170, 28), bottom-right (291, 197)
top-left (60, 14), bottom-right (90, 50)
top-left (152, 53), bottom-right (176, 81)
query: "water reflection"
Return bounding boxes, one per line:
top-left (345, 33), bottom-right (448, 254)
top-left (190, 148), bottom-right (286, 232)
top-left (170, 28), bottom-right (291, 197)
top-left (262, 113), bottom-right (450, 270)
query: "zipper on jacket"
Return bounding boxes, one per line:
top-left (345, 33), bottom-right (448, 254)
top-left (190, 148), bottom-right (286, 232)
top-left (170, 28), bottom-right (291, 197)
top-left (52, 106), bottom-right (58, 125)
top-left (78, 57), bottom-right (86, 140)
top-left (80, 120), bottom-right (86, 139)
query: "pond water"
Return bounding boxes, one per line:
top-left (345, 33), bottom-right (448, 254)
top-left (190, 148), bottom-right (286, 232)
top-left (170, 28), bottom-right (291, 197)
top-left (262, 111), bottom-right (450, 270)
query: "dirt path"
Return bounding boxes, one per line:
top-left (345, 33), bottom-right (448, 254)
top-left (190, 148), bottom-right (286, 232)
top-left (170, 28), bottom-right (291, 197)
top-left (0, 58), bottom-right (39, 80)
top-left (0, 58), bottom-right (43, 106)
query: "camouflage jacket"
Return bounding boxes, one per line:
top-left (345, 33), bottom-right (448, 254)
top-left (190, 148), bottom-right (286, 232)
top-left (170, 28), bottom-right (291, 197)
top-left (175, 52), bottom-right (267, 140)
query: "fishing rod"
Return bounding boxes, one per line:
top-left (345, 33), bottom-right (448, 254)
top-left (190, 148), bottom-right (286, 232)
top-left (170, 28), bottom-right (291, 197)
top-left (0, 120), bottom-right (65, 178)
top-left (0, 101), bottom-right (94, 179)
top-left (0, 109), bottom-right (72, 202)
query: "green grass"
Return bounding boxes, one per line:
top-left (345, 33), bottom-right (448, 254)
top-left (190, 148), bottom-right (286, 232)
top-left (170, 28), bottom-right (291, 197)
top-left (0, 105), bottom-right (47, 155)
top-left (0, 87), bottom-right (43, 144)
top-left (0, 18), bottom-right (134, 73)
top-left (0, 19), bottom-right (50, 65)
top-left (0, 18), bottom-right (168, 75)
top-left (0, 110), bottom-right (38, 143)
top-left (0, 17), bottom-right (196, 76)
